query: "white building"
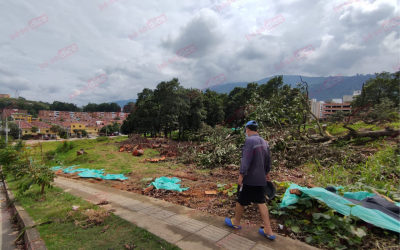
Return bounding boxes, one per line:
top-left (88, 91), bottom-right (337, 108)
top-left (310, 99), bottom-right (324, 119)
top-left (343, 90), bottom-right (362, 102)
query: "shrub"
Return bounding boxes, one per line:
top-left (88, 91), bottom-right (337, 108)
top-left (0, 142), bottom-right (55, 194)
top-left (44, 150), bottom-right (57, 161)
top-left (0, 138), bottom-right (6, 149)
top-left (56, 141), bottom-right (74, 153)
top-left (364, 98), bottom-right (395, 121)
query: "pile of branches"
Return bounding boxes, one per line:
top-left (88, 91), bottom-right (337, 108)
top-left (120, 134), bottom-right (198, 159)
top-left (179, 125), bottom-right (243, 168)
top-left (274, 140), bottom-right (367, 169)
top-left (120, 134), bottom-right (151, 146)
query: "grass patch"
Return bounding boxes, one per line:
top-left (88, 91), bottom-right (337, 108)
top-left (309, 144), bottom-right (400, 197)
top-left (27, 137), bottom-right (185, 185)
top-left (326, 121), bottom-right (400, 136)
top-left (6, 177), bottom-right (180, 250)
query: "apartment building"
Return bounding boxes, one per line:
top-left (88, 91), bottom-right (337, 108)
top-left (309, 99), bottom-right (324, 119)
top-left (322, 100), bottom-right (352, 119)
top-left (0, 94), bottom-right (11, 98)
top-left (39, 110), bottom-right (55, 119)
top-left (12, 113), bottom-right (32, 122)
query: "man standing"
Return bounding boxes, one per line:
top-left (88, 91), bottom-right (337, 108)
top-left (224, 120), bottom-right (275, 240)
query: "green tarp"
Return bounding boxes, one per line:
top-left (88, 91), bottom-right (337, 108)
top-left (280, 183), bottom-right (400, 233)
top-left (150, 177), bottom-right (189, 192)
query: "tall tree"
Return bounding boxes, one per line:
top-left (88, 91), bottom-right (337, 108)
top-left (352, 71), bottom-right (399, 108)
top-left (154, 78), bottom-right (181, 138)
top-left (203, 89), bottom-right (225, 127)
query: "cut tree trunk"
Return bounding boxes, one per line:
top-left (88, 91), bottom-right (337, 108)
top-left (308, 128), bottom-right (400, 143)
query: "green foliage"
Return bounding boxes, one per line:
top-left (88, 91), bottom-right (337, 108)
top-left (352, 71), bottom-right (399, 108)
top-left (364, 97), bottom-right (396, 121)
top-left (191, 124), bottom-right (242, 168)
top-left (0, 138), bottom-right (6, 149)
top-left (311, 145), bottom-right (399, 201)
top-left (227, 183), bottom-right (238, 197)
top-left (203, 89), bottom-right (225, 127)
top-left (5, 179), bottom-right (180, 250)
top-left (50, 125), bottom-right (67, 138)
top-left (328, 110), bottom-right (349, 123)
top-left (0, 142), bottom-right (55, 194)
top-left (250, 80), bottom-right (307, 129)
top-left (31, 126), bottom-right (39, 133)
top-left (0, 98), bottom-right (50, 118)
top-left (49, 101), bottom-right (79, 112)
top-left (269, 195), bottom-right (369, 249)
top-left (44, 150), bottom-right (57, 161)
top-left (56, 141), bottom-right (75, 153)
top-left (82, 102), bottom-right (121, 112)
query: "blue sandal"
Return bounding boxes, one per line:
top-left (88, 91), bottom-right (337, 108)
top-left (259, 228), bottom-right (276, 240)
top-left (224, 218), bottom-right (242, 229)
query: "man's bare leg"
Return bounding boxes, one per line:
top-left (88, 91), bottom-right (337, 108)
top-left (257, 203), bottom-right (274, 235)
top-left (233, 202), bottom-right (245, 225)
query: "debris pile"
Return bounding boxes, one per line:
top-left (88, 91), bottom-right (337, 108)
top-left (77, 148), bottom-right (88, 155)
top-left (119, 134), bottom-right (197, 162)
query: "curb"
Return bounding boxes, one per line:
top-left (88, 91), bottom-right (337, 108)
top-left (1, 179), bottom-right (47, 250)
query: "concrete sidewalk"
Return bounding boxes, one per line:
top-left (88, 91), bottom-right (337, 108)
top-left (54, 177), bottom-right (319, 250)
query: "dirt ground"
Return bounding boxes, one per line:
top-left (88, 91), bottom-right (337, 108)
top-left (55, 163), bottom-right (311, 235)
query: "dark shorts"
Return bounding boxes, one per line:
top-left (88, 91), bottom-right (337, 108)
top-left (236, 184), bottom-right (266, 206)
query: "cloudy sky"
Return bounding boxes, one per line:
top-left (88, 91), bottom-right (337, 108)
top-left (0, 0), bottom-right (398, 106)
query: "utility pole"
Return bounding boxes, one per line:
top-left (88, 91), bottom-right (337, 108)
top-left (5, 116), bottom-right (8, 146)
top-left (18, 119), bottom-right (21, 140)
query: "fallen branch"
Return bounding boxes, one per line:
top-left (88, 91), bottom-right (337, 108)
top-left (372, 189), bottom-right (395, 204)
top-left (13, 221), bottom-right (54, 244)
top-left (142, 185), bottom-right (154, 194)
top-left (309, 129), bottom-right (400, 143)
top-left (175, 174), bottom-right (198, 181)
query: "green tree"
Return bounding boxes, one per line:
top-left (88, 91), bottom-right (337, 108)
top-left (257, 76), bottom-right (284, 100)
top-left (7, 122), bottom-right (21, 138)
top-left (182, 88), bottom-right (206, 137)
top-left (31, 126), bottom-right (39, 134)
top-left (50, 125), bottom-right (67, 138)
top-left (352, 71), bottom-right (399, 108)
top-left (154, 78), bottom-right (181, 138)
top-left (224, 83), bottom-right (258, 128)
top-left (111, 122), bottom-right (120, 133)
top-left (364, 97), bottom-right (396, 120)
top-left (203, 90), bottom-right (225, 127)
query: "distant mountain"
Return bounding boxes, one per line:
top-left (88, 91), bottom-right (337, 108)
top-left (205, 74), bottom-right (376, 102)
top-left (109, 99), bottom-right (136, 108)
top-left (110, 74), bottom-right (376, 105)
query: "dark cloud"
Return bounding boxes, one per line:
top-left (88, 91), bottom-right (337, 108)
top-left (0, 0), bottom-right (397, 106)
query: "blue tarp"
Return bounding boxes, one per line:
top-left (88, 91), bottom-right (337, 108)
top-left (103, 174), bottom-right (129, 180)
top-left (280, 183), bottom-right (400, 233)
top-left (51, 166), bottom-right (129, 180)
top-left (150, 177), bottom-right (189, 192)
